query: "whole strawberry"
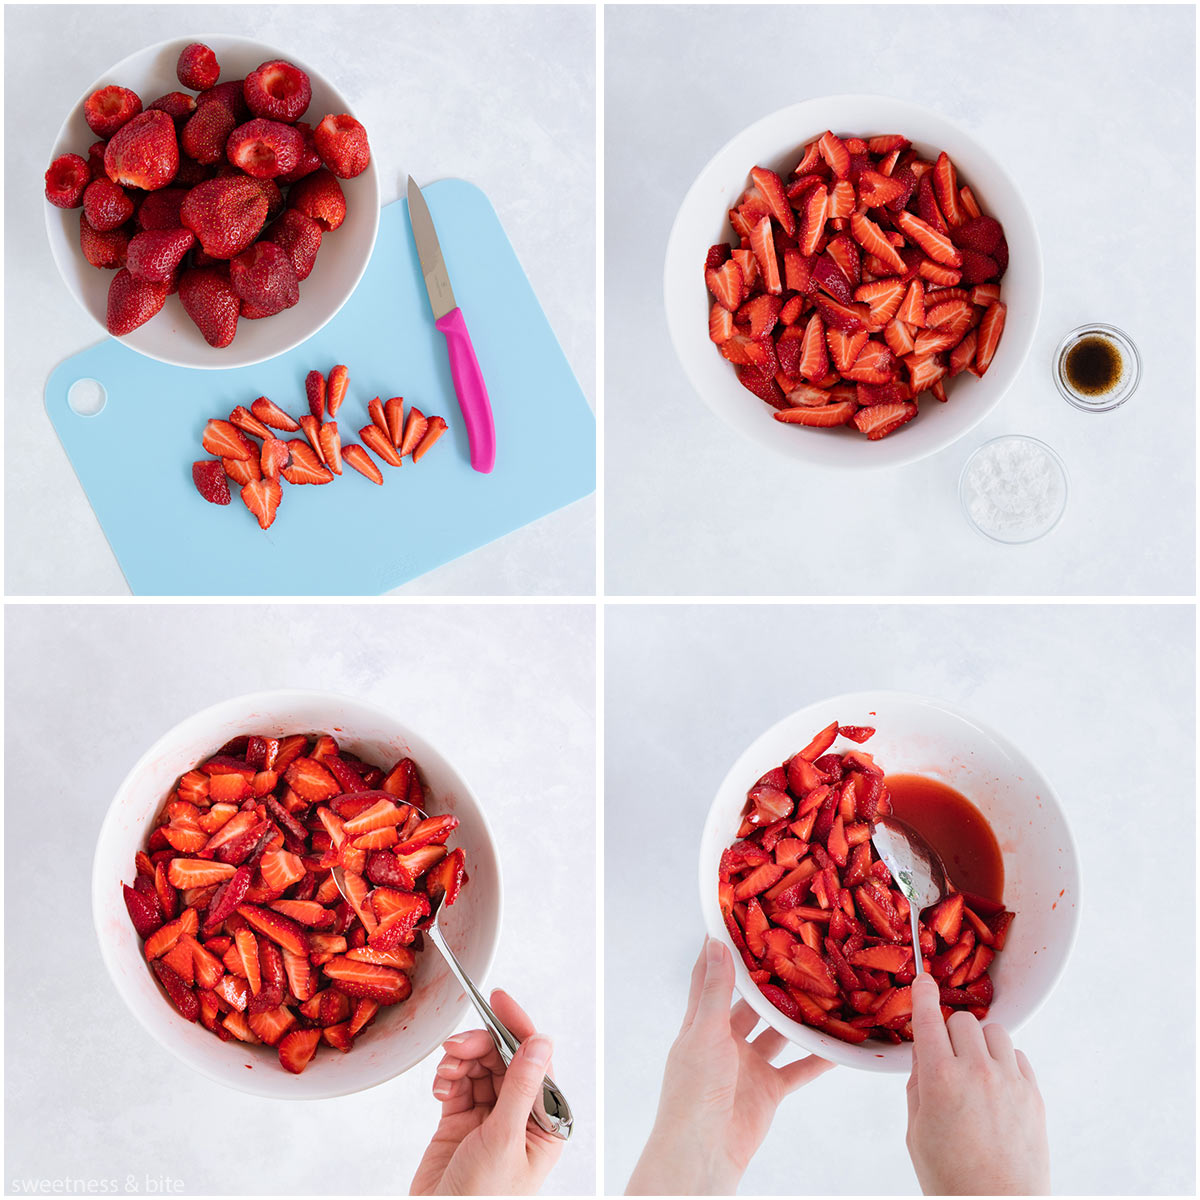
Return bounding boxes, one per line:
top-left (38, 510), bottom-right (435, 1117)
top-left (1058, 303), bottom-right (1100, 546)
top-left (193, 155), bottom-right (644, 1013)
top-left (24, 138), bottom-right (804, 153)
top-left (135, 187), bottom-right (188, 231)
top-left (287, 168), bottom-right (346, 231)
top-left (278, 121), bottom-right (322, 184)
top-left (262, 208), bottom-right (322, 280)
top-left (104, 110), bottom-right (179, 190)
top-left (178, 267), bottom-right (241, 347)
top-left (181, 102), bottom-right (236, 165)
top-left (243, 59), bottom-right (311, 123)
top-left (195, 79), bottom-right (249, 122)
top-left (126, 228), bottom-right (196, 282)
top-left (229, 242), bottom-right (300, 316)
top-left (177, 42), bottom-right (220, 91)
top-left (79, 213), bottom-right (130, 269)
top-left (181, 176), bottom-right (268, 258)
top-left (82, 178), bottom-right (134, 230)
top-left (147, 91), bottom-right (197, 126)
top-left (106, 268), bottom-right (169, 335)
top-left (313, 114), bottom-right (370, 179)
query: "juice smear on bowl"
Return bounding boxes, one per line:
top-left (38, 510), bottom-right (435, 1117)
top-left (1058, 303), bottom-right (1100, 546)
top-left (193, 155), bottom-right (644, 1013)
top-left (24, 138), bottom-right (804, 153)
top-left (885, 774), bottom-right (1004, 903)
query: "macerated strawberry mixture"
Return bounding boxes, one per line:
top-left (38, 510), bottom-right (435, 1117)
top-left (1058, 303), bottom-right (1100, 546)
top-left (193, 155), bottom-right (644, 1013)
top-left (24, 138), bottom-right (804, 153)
top-left (122, 732), bottom-right (467, 1074)
top-left (44, 43), bottom-right (371, 347)
top-left (705, 132), bottom-right (1009, 439)
top-left (719, 722), bottom-right (1015, 1045)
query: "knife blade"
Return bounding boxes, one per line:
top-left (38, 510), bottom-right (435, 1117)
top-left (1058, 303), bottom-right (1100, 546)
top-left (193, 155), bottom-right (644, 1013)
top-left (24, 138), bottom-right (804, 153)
top-left (407, 177), bottom-right (496, 474)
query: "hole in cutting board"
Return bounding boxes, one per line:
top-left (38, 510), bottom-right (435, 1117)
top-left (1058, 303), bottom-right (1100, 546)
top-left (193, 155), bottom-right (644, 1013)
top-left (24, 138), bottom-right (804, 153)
top-left (67, 378), bottom-right (107, 417)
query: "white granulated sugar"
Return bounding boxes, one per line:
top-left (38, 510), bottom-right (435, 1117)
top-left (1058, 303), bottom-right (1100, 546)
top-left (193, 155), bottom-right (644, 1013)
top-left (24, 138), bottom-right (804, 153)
top-left (963, 438), bottom-right (1067, 541)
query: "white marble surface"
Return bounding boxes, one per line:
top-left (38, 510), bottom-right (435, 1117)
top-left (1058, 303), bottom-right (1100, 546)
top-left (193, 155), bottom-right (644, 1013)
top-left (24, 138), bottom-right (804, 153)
top-left (4, 5), bottom-right (595, 596)
top-left (604, 4), bottom-right (1195, 596)
top-left (4, 603), bottom-right (596, 1194)
top-left (604, 603), bottom-right (1195, 1194)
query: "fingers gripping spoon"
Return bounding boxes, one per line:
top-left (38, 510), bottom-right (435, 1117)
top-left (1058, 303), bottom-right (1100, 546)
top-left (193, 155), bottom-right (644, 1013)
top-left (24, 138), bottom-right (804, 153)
top-left (870, 816), bottom-right (951, 977)
top-left (331, 859), bottom-right (572, 1139)
top-left (407, 176), bottom-right (496, 474)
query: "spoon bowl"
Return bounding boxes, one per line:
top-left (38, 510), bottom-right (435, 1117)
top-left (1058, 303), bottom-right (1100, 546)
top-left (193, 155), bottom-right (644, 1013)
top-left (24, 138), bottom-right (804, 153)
top-left (871, 815), bottom-right (951, 976)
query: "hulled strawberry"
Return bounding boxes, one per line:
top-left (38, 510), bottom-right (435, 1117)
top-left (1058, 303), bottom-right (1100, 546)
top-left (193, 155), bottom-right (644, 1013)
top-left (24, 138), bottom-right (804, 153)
top-left (104, 110), bottom-right (179, 191)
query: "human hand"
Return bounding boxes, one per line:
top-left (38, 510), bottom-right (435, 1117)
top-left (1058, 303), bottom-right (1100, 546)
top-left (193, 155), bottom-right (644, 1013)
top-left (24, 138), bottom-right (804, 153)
top-left (906, 971), bottom-right (1050, 1195)
top-left (410, 989), bottom-right (565, 1196)
top-left (627, 937), bottom-right (834, 1195)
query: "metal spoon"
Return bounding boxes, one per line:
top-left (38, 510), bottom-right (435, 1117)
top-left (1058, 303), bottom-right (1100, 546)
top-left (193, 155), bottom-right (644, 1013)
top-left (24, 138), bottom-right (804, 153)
top-left (870, 816), bottom-right (951, 977)
top-left (331, 852), bottom-right (573, 1140)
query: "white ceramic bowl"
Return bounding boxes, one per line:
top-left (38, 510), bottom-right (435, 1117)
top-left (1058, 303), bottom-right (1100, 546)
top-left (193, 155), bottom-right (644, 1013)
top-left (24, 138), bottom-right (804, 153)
top-left (699, 691), bottom-right (1079, 1072)
top-left (46, 35), bottom-right (381, 369)
top-left (92, 690), bottom-right (501, 1099)
top-left (665, 96), bottom-right (1044, 469)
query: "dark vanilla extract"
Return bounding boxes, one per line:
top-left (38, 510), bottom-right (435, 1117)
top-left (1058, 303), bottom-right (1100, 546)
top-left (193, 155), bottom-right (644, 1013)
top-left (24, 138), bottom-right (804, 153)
top-left (1063, 335), bottom-right (1122, 396)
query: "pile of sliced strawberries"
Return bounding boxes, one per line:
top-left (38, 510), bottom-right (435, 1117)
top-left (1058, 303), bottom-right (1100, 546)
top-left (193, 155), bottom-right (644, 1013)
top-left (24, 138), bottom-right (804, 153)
top-left (122, 731), bottom-right (468, 1073)
top-left (193, 362), bottom-right (449, 530)
top-left (705, 132), bottom-right (1009, 439)
top-left (719, 722), bottom-right (1014, 1044)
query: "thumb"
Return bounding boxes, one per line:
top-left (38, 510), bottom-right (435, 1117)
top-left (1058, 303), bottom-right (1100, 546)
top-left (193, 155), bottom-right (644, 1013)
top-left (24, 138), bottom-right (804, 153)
top-left (489, 1034), bottom-right (554, 1139)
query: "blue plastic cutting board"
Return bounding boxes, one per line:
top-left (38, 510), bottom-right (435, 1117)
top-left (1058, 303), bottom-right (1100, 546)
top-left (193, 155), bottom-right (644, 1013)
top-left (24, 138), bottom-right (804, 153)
top-left (45, 180), bottom-right (595, 595)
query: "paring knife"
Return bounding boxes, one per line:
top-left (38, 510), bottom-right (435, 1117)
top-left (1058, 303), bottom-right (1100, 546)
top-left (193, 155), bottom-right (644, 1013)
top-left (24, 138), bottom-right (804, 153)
top-left (407, 176), bottom-right (496, 474)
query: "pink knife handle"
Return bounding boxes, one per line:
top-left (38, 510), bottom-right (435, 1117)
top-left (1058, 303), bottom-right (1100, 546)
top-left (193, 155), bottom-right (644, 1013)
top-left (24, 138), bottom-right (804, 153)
top-left (435, 307), bottom-right (495, 474)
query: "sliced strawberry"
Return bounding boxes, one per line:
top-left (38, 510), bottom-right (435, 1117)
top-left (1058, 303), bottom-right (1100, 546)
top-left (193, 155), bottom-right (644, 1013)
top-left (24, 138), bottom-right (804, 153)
top-left (709, 303), bottom-right (734, 344)
top-left (236, 903), bottom-right (309, 956)
top-left (895, 279), bottom-right (925, 327)
top-left (191, 460), bottom-right (231, 505)
top-left (932, 152), bottom-right (964, 227)
top-left (853, 278), bottom-right (905, 326)
top-left (239, 479), bottom-right (281, 530)
top-left (849, 213), bottom-right (906, 274)
top-left (260, 437), bottom-right (289, 481)
top-left (251, 396), bottom-right (300, 431)
top-left (705, 242), bottom-right (731, 270)
top-left (151, 958), bottom-right (199, 1021)
top-left (229, 405), bottom-right (272, 441)
top-left (738, 293), bottom-right (783, 339)
top-left (774, 401), bottom-right (855, 427)
top-left (342, 444), bottom-right (384, 484)
top-left (749, 217), bottom-right (782, 294)
top-left (318, 422), bottom-right (343, 474)
top-left (202, 418), bottom-right (253, 461)
top-left (326, 364), bottom-right (349, 417)
top-left (749, 166), bottom-right (796, 235)
top-left (825, 327), bottom-right (869, 374)
top-left (797, 186), bottom-right (828, 256)
top-left (949, 329), bottom-right (978, 376)
top-left (282, 439), bottom-right (334, 485)
top-left (305, 370), bottom-right (326, 418)
top-left (815, 295), bottom-right (868, 334)
top-left (842, 341), bottom-right (899, 385)
top-left (735, 366), bottom-right (787, 409)
top-left (363, 424), bottom-right (404, 466)
top-left (857, 168), bottom-right (907, 208)
top-left (973, 301), bottom-right (1006, 376)
top-left (278, 1026), bottom-right (321, 1073)
top-left (906, 353), bottom-right (949, 394)
top-left (817, 130), bottom-right (850, 178)
top-left (123, 883), bottom-right (164, 939)
top-left (797, 312), bottom-right (829, 383)
top-left (322, 956), bottom-right (413, 1004)
top-left (705, 259), bottom-right (744, 310)
top-left (895, 210), bottom-right (962, 267)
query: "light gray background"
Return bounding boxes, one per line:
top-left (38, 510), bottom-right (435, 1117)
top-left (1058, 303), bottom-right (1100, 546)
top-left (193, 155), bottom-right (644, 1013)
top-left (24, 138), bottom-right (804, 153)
top-left (605, 5), bottom-right (1196, 596)
top-left (5, 4), bottom-right (595, 596)
top-left (5, 603), bottom-right (596, 1194)
top-left (605, 603), bottom-right (1195, 1194)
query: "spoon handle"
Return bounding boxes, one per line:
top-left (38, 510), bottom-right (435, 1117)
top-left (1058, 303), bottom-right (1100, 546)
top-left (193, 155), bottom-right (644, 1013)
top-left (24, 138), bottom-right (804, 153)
top-left (427, 922), bottom-right (573, 1141)
top-left (908, 903), bottom-right (924, 977)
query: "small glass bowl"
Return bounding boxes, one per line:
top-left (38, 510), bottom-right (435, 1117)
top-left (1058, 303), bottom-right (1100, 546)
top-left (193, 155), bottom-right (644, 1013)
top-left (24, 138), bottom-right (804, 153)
top-left (1053, 323), bottom-right (1141, 412)
top-left (958, 435), bottom-right (1070, 544)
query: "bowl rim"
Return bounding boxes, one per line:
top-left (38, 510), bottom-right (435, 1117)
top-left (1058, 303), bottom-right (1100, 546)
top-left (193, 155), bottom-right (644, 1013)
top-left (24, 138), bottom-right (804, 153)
top-left (91, 686), bottom-right (502, 1099)
top-left (664, 93), bottom-right (1045, 470)
top-left (698, 687), bottom-right (1081, 1072)
top-left (46, 33), bottom-right (382, 371)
